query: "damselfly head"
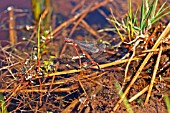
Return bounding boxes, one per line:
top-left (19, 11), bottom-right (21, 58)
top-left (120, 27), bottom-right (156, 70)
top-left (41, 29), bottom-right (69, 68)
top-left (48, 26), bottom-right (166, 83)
top-left (64, 38), bottom-right (73, 43)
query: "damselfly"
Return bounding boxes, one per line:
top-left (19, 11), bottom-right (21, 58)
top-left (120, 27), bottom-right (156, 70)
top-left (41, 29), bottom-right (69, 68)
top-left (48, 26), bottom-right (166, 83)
top-left (64, 38), bottom-right (106, 54)
top-left (64, 38), bottom-right (106, 69)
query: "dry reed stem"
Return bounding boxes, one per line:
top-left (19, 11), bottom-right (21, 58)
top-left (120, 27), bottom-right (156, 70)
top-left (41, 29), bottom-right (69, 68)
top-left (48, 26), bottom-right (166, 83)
top-left (34, 57), bottom-right (140, 79)
top-left (38, 78), bottom-right (42, 106)
top-left (71, 0), bottom-right (86, 14)
top-left (92, 57), bottom-right (140, 69)
top-left (0, 62), bottom-right (21, 71)
top-left (68, 4), bottom-right (91, 37)
top-left (5, 83), bottom-right (22, 102)
top-left (142, 46), bottom-right (170, 53)
top-left (41, 7), bottom-right (49, 20)
top-left (0, 85), bottom-right (79, 93)
top-left (145, 24), bottom-right (159, 49)
top-left (144, 45), bottom-right (163, 105)
top-left (8, 6), bottom-right (17, 45)
top-left (78, 97), bottom-right (89, 112)
top-left (34, 77), bottom-right (75, 86)
top-left (90, 0), bottom-right (112, 12)
top-left (124, 38), bottom-right (143, 88)
top-left (113, 22), bottom-right (170, 111)
top-left (129, 85), bottom-right (149, 102)
top-left (81, 20), bottom-right (101, 39)
top-left (78, 83), bottom-right (103, 112)
top-left (61, 99), bottom-right (79, 113)
top-left (78, 72), bottom-right (88, 97)
top-left (43, 17), bottom-right (78, 46)
top-left (33, 72), bottom-right (100, 87)
top-left (81, 72), bottom-right (108, 87)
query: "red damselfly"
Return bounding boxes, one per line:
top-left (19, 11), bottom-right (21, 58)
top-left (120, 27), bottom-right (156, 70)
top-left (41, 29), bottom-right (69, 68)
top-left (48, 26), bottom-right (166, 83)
top-left (64, 38), bottom-right (106, 69)
top-left (64, 38), bottom-right (106, 53)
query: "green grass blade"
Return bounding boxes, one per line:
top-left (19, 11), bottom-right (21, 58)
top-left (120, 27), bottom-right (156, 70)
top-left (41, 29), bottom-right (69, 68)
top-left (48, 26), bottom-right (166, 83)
top-left (140, 0), bottom-right (145, 32)
top-left (113, 20), bottom-right (124, 41)
top-left (106, 18), bottom-right (124, 41)
top-left (152, 12), bottom-right (170, 24)
top-left (124, 16), bottom-right (131, 39)
top-left (150, 0), bottom-right (158, 19)
top-left (114, 81), bottom-right (134, 113)
top-left (128, 0), bottom-right (132, 20)
top-left (134, 8), bottom-right (138, 26)
top-left (37, 17), bottom-right (41, 61)
top-left (155, 6), bottom-right (170, 19)
top-left (133, 26), bottom-right (141, 31)
top-left (156, 1), bottom-right (167, 16)
top-left (0, 93), bottom-right (8, 113)
top-left (142, 4), bottom-right (153, 29)
top-left (145, 0), bottom-right (149, 12)
top-left (122, 18), bottom-right (128, 29)
top-left (144, 4), bottom-right (153, 22)
top-left (107, 18), bottom-right (126, 29)
top-left (132, 9), bottom-right (140, 33)
top-left (164, 95), bottom-right (170, 113)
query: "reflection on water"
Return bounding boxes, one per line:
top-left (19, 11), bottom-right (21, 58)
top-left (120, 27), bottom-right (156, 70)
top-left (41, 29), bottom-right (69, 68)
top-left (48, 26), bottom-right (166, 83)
top-left (0, 0), bottom-right (32, 41)
top-left (0, 0), bottom-right (31, 11)
top-left (0, 0), bottom-right (169, 41)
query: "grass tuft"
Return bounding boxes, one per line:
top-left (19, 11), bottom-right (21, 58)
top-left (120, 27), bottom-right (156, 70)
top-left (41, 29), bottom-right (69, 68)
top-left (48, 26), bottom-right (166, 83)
top-left (105, 0), bottom-right (170, 42)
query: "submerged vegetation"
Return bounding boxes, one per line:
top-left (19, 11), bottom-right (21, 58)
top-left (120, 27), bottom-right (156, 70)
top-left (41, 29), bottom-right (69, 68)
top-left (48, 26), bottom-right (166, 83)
top-left (0, 0), bottom-right (170, 112)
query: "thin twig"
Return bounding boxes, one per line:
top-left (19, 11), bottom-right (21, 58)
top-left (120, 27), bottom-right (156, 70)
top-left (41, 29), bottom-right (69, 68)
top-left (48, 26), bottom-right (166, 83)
top-left (144, 44), bottom-right (163, 105)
